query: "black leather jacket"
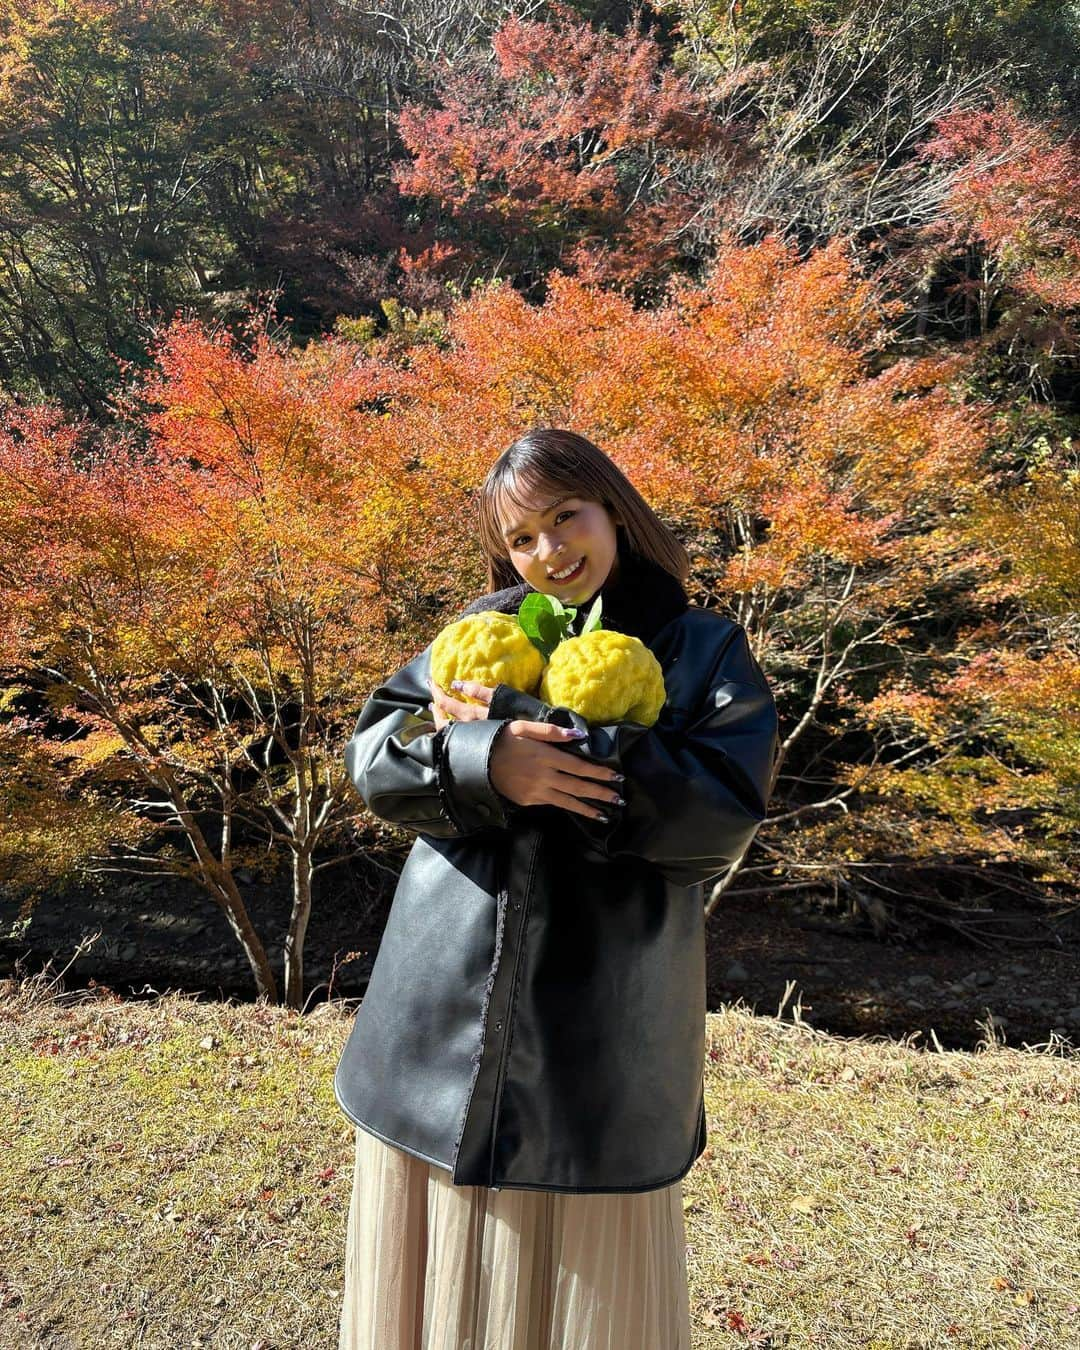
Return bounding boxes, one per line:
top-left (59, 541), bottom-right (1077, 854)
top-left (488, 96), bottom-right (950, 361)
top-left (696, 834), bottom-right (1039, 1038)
top-left (333, 551), bottom-right (779, 1193)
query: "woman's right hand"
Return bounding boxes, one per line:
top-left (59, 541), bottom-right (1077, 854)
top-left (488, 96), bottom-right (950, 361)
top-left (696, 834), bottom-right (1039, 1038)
top-left (489, 720), bottom-right (626, 820)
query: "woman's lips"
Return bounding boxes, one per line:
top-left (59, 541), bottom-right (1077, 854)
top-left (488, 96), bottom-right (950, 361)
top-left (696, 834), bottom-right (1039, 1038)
top-left (549, 556), bottom-right (586, 585)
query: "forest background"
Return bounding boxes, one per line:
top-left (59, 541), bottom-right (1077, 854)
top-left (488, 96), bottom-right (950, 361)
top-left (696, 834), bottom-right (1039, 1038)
top-left (0, 0), bottom-right (1077, 1009)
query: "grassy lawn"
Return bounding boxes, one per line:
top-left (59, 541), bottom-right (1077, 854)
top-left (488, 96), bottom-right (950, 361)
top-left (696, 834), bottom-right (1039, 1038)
top-left (2, 971), bottom-right (1077, 1349)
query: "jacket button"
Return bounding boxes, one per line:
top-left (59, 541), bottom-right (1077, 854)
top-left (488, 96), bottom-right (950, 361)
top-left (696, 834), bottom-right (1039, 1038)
top-left (495, 1020), bottom-right (503, 1031)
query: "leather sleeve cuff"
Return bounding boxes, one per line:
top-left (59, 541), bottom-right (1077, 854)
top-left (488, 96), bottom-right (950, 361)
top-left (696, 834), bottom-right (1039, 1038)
top-left (488, 683), bottom-right (573, 727)
top-left (435, 717), bottom-right (517, 833)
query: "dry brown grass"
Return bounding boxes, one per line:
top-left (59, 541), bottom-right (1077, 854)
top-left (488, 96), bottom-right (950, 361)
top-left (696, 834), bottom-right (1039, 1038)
top-left (2, 965), bottom-right (1077, 1349)
top-left (684, 986), bottom-right (1080, 1348)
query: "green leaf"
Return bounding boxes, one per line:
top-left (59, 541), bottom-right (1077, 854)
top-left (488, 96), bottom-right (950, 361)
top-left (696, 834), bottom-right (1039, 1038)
top-left (517, 592), bottom-right (554, 638)
top-left (516, 589), bottom-right (606, 657)
top-left (536, 611), bottom-right (564, 652)
top-left (579, 595), bottom-right (604, 635)
top-left (517, 591), bottom-right (576, 659)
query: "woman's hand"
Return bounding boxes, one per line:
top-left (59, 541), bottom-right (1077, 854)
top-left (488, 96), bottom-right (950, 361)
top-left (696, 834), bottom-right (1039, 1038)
top-left (427, 676), bottom-right (493, 728)
top-left (429, 677), bottom-right (625, 821)
top-left (491, 727), bottom-right (624, 820)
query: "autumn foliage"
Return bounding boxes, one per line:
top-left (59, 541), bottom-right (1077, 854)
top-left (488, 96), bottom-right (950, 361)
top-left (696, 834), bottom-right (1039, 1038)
top-left (392, 1), bottom-right (743, 294)
top-left (2, 221), bottom-right (1077, 1001)
top-left (916, 103), bottom-right (1080, 317)
top-left (0, 311), bottom-right (476, 1004)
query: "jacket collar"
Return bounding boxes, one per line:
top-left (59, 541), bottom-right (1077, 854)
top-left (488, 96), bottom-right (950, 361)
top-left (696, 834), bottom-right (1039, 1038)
top-left (481, 547), bottom-right (689, 646)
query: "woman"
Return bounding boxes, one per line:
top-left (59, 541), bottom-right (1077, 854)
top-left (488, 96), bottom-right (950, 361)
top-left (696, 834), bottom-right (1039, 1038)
top-left (336, 428), bottom-right (779, 1348)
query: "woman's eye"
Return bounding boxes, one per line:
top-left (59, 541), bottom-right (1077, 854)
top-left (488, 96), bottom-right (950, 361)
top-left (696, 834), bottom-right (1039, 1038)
top-left (513, 510), bottom-right (575, 548)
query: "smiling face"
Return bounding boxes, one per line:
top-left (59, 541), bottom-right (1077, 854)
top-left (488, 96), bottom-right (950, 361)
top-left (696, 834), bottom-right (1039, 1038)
top-left (496, 481), bottom-right (623, 604)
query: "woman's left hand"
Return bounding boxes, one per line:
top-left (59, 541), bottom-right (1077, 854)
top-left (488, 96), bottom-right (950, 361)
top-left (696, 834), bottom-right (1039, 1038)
top-left (427, 677), bottom-right (495, 730)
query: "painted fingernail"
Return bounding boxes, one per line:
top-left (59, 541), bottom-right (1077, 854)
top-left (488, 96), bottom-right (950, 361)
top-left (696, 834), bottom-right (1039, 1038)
top-left (451, 679), bottom-right (464, 689)
top-left (565, 728), bottom-right (588, 738)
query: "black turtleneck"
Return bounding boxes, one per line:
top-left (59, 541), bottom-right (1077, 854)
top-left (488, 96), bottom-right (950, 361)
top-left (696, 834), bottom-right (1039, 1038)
top-left (463, 546), bottom-right (689, 647)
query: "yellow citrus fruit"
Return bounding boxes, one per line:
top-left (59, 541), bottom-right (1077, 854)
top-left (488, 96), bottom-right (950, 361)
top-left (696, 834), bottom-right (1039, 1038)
top-left (538, 630), bottom-right (666, 726)
top-left (431, 610), bottom-right (546, 708)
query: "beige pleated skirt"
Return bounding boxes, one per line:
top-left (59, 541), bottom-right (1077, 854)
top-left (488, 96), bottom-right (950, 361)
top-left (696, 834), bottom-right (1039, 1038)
top-left (338, 1124), bottom-right (693, 1350)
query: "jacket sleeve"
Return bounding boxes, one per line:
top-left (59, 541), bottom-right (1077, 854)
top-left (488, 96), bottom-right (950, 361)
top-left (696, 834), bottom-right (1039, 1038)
top-left (344, 643), bottom-right (520, 839)
top-left (486, 620), bottom-right (779, 887)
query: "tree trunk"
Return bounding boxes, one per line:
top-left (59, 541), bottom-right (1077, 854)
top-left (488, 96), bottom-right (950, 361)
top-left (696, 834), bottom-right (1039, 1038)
top-left (284, 848), bottom-right (313, 1010)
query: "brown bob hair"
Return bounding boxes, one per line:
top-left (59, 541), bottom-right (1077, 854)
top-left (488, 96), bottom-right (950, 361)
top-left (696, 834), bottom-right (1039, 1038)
top-left (476, 428), bottom-right (691, 593)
